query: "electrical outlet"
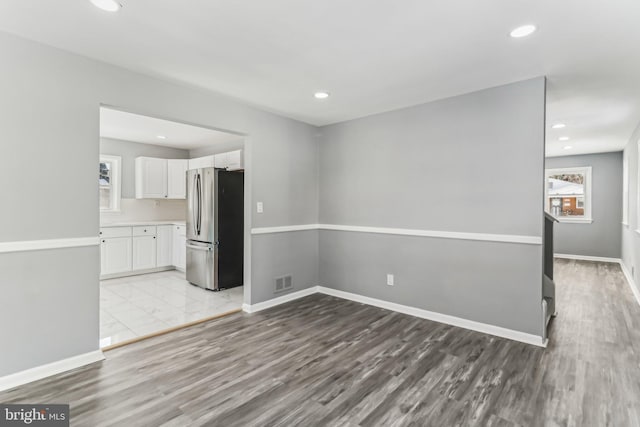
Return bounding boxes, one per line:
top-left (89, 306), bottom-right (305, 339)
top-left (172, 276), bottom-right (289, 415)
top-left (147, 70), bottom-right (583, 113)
top-left (386, 274), bottom-right (394, 286)
top-left (257, 202), bottom-right (264, 213)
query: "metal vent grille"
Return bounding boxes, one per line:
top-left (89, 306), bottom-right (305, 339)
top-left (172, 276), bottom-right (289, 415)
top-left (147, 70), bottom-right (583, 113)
top-left (275, 275), bottom-right (293, 293)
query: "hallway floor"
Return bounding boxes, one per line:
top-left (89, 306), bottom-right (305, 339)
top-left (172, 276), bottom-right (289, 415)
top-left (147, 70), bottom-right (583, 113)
top-left (2, 260), bottom-right (639, 426)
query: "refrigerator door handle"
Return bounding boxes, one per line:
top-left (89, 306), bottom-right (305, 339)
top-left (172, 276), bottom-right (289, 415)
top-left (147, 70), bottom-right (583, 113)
top-left (191, 173), bottom-right (199, 236)
top-left (196, 173), bottom-right (202, 235)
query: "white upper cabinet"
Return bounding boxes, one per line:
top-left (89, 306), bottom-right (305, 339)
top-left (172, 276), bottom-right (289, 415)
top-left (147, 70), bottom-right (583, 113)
top-left (136, 157), bottom-right (168, 199)
top-left (189, 150), bottom-right (243, 171)
top-left (167, 159), bottom-right (188, 199)
top-left (226, 150), bottom-right (243, 170)
top-left (136, 157), bottom-right (188, 199)
top-left (213, 153), bottom-right (227, 168)
top-left (214, 150), bottom-right (244, 170)
top-left (188, 155), bottom-right (215, 170)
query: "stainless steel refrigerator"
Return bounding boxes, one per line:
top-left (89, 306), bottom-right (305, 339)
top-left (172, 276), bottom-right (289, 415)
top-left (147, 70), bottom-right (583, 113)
top-left (186, 167), bottom-right (244, 291)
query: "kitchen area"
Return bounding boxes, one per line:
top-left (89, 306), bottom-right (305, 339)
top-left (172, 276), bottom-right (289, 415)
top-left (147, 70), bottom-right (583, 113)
top-left (99, 108), bottom-right (245, 347)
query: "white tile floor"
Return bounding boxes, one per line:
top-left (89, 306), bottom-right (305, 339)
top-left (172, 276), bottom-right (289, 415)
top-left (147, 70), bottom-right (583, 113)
top-left (100, 270), bottom-right (243, 347)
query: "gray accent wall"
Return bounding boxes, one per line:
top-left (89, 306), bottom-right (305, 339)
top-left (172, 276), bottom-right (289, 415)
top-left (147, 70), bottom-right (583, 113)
top-left (0, 32), bottom-right (319, 377)
top-left (251, 231), bottom-right (319, 304)
top-left (320, 232), bottom-right (544, 335)
top-left (546, 152), bottom-right (623, 259)
top-left (318, 78), bottom-right (547, 336)
top-left (100, 137), bottom-right (190, 199)
top-left (0, 247), bottom-right (99, 376)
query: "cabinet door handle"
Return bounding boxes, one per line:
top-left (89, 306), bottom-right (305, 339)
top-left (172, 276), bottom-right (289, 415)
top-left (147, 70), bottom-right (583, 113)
top-left (153, 237), bottom-right (156, 239)
top-left (101, 240), bottom-right (105, 243)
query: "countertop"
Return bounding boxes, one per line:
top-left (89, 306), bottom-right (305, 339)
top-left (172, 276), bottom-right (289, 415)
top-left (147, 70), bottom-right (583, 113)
top-left (100, 220), bottom-right (186, 228)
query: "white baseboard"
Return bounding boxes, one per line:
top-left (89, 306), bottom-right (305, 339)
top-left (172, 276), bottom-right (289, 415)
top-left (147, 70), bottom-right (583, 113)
top-left (100, 266), bottom-right (176, 280)
top-left (619, 262), bottom-right (640, 308)
top-left (317, 287), bottom-right (547, 347)
top-left (244, 284), bottom-right (545, 347)
top-left (554, 253), bottom-right (621, 263)
top-left (242, 287), bottom-right (319, 313)
top-left (0, 350), bottom-right (105, 392)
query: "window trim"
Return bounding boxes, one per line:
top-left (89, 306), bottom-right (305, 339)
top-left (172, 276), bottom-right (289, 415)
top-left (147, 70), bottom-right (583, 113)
top-left (100, 154), bottom-right (122, 213)
top-left (545, 166), bottom-right (593, 224)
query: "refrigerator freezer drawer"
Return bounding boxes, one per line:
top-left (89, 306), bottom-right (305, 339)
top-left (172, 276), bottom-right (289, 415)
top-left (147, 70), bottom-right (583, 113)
top-left (186, 241), bottom-right (217, 290)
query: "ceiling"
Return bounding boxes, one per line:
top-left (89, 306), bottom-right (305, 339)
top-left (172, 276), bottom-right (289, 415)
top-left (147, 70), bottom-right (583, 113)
top-left (1, 1), bottom-right (639, 157)
top-left (100, 108), bottom-right (242, 150)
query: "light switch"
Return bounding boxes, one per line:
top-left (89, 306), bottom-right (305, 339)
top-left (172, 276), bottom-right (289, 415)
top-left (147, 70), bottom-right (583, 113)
top-left (257, 202), bottom-right (264, 213)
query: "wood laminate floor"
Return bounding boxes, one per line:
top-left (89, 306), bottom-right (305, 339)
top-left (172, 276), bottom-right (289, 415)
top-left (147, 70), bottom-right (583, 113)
top-left (2, 260), bottom-right (639, 426)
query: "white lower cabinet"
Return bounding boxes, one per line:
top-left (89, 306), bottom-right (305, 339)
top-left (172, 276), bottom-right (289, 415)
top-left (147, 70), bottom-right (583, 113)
top-left (100, 224), bottom-right (185, 277)
top-left (172, 225), bottom-right (186, 271)
top-left (100, 237), bottom-right (132, 275)
top-left (132, 235), bottom-right (157, 270)
top-left (156, 225), bottom-right (173, 267)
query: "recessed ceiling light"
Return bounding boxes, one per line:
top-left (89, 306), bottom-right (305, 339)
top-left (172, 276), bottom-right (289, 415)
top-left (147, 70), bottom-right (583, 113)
top-left (563, 146), bottom-right (573, 150)
top-left (510, 25), bottom-right (536, 38)
top-left (559, 136), bottom-right (570, 141)
top-left (90, 0), bottom-right (121, 12)
top-left (314, 92), bottom-right (330, 99)
top-left (551, 123), bottom-right (566, 129)
top-left (157, 135), bottom-right (167, 140)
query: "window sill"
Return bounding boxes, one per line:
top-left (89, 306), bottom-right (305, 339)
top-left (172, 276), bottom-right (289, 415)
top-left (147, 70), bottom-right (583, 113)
top-left (623, 222), bottom-right (629, 227)
top-left (556, 218), bottom-right (593, 224)
top-left (100, 210), bottom-right (122, 214)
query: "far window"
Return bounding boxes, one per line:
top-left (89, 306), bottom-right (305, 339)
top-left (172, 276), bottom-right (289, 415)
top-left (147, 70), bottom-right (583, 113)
top-left (100, 155), bottom-right (121, 212)
top-left (545, 167), bottom-right (592, 223)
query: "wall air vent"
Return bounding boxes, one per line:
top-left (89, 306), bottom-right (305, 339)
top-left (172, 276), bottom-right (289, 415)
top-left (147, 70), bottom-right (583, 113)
top-left (275, 275), bottom-right (293, 293)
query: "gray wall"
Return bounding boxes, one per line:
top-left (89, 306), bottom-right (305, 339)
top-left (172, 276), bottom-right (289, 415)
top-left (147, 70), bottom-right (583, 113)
top-left (0, 31), bottom-right (319, 377)
top-left (545, 152), bottom-right (622, 258)
top-left (100, 137), bottom-right (190, 199)
top-left (318, 78), bottom-right (547, 336)
top-left (621, 121), bottom-right (640, 282)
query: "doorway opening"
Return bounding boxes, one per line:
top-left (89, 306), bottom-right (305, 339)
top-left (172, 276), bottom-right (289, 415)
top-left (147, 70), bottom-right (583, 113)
top-left (98, 107), bottom-right (247, 348)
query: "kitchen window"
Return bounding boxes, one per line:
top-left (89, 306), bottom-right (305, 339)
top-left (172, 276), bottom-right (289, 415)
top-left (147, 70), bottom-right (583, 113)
top-left (545, 166), bottom-right (592, 223)
top-left (100, 155), bottom-right (121, 212)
